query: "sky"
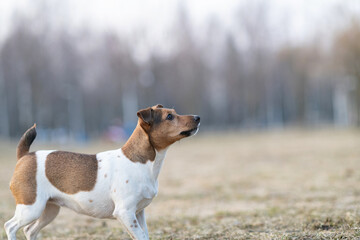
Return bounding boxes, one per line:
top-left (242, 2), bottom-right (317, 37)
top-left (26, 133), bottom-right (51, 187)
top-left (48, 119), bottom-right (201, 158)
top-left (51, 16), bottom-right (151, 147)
top-left (0, 0), bottom-right (360, 46)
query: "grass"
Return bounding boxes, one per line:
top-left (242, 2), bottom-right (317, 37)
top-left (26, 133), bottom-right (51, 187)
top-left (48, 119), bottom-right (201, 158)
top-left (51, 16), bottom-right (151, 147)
top-left (0, 128), bottom-right (360, 239)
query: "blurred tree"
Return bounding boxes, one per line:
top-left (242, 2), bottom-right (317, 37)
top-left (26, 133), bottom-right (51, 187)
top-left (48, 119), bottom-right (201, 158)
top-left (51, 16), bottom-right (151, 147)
top-left (223, 34), bottom-right (245, 125)
top-left (236, 0), bottom-right (272, 127)
top-left (0, 2), bottom-right (358, 140)
top-left (0, 62), bottom-right (10, 137)
top-left (334, 18), bottom-right (360, 125)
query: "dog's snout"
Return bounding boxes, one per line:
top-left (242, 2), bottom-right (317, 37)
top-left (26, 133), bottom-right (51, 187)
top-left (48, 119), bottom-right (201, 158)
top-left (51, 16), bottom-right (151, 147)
top-left (194, 115), bottom-right (200, 123)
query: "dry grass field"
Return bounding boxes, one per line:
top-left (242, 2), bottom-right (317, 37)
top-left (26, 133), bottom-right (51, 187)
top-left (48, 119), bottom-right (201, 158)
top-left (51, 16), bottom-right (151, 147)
top-left (0, 129), bottom-right (359, 239)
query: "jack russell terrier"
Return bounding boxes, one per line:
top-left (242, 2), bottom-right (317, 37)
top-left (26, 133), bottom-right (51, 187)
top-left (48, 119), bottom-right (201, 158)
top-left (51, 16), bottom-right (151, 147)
top-left (4, 104), bottom-right (200, 240)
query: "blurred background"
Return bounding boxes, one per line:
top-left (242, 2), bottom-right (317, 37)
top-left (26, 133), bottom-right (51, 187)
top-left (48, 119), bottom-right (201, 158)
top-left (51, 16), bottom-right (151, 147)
top-left (1, 1), bottom-right (360, 239)
top-left (1, 0), bottom-right (360, 142)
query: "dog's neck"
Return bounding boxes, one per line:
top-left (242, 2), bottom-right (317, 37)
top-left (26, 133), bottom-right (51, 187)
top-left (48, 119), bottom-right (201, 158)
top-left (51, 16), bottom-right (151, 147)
top-left (152, 148), bottom-right (167, 180)
top-left (122, 122), bottom-right (168, 179)
top-left (122, 123), bottom-right (156, 163)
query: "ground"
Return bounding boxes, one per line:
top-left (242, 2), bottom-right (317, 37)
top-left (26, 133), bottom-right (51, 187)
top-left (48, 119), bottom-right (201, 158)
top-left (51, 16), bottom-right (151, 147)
top-left (0, 128), bottom-right (359, 239)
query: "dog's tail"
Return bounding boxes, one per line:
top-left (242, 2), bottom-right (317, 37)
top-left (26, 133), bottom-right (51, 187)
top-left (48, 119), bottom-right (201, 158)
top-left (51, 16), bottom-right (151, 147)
top-left (17, 124), bottom-right (37, 160)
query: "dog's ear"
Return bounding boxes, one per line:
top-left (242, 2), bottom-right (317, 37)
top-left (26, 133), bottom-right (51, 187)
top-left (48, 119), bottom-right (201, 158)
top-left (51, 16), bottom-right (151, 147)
top-left (137, 107), bottom-right (153, 130)
top-left (154, 104), bottom-right (163, 108)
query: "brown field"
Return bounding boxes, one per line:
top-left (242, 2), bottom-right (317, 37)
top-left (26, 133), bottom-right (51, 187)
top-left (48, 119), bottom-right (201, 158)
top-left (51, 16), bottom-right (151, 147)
top-left (0, 129), bottom-right (360, 239)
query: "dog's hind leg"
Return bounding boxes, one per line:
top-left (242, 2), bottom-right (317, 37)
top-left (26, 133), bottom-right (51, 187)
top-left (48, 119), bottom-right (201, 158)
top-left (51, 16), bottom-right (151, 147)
top-left (23, 202), bottom-right (60, 240)
top-left (4, 201), bottom-right (47, 240)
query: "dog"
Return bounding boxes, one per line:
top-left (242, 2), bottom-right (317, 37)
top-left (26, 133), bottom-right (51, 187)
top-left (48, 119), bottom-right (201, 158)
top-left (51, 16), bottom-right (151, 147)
top-left (4, 104), bottom-right (200, 240)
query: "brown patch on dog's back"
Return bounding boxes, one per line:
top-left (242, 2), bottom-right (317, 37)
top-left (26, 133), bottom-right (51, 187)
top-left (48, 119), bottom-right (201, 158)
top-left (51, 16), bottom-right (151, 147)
top-left (45, 151), bottom-right (98, 194)
top-left (10, 153), bottom-right (37, 205)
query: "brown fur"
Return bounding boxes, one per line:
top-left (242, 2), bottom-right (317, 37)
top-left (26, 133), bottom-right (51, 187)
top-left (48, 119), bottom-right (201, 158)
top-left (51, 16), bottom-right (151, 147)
top-left (122, 105), bottom-right (199, 163)
top-left (45, 151), bottom-right (98, 194)
top-left (10, 153), bottom-right (37, 205)
top-left (122, 125), bottom-right (156, 163)
top-left (149, 109), bottom-right (197, 150)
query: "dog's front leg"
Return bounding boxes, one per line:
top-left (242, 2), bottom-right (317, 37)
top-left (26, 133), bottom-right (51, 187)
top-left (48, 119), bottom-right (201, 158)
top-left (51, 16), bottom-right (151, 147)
top-left (113, 208), bottom-right (148, 240)
top-left (136, 210), bottom-right (149, 239)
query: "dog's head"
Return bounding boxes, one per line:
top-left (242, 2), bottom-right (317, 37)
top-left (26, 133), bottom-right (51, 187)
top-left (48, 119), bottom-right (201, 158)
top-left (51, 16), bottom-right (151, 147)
top-left (137, 104), bottom-right (200, 150)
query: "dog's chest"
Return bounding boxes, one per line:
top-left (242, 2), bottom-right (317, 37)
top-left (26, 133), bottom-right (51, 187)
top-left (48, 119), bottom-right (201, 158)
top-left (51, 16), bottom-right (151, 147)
top-left (116, 162), bottom-right (159, 204)
top-left (106, 151), bottom-right (161, 206)
top-left (135, 180), bottom-right (158, 211)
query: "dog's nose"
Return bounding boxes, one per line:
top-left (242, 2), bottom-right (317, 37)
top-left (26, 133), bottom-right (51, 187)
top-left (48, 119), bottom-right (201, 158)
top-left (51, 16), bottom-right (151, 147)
top-left (194, 115), bottom-right (200, 123)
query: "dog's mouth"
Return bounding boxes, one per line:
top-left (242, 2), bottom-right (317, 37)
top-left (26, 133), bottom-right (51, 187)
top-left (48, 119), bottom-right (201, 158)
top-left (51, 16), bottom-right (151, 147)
top-left (180, 126), bottom-right (199, 137)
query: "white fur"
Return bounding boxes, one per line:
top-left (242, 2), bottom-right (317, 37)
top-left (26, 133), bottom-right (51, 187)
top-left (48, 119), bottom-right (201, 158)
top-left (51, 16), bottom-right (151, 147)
top-left (4, 147), bottom-right (168, 240)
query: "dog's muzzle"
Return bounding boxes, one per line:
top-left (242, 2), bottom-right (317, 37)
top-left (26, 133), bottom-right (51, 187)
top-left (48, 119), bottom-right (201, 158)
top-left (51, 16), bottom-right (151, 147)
top-left (180, 115), bottom-right (200, 136)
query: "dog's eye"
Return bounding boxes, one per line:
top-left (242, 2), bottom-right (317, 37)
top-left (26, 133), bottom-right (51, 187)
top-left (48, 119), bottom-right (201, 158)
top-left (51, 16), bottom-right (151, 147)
top-left (166, 114), bottom-right (174, 120)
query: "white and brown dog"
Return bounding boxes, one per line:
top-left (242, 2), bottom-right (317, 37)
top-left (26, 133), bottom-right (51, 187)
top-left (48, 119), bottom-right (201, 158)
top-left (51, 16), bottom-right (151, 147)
top-left (4, 105), bottom-right (200, 240)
